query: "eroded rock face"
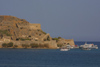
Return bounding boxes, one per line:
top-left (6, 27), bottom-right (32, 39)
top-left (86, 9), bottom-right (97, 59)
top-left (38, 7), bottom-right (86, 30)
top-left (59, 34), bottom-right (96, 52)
top-left (0, 15), bottom-right (46, 41)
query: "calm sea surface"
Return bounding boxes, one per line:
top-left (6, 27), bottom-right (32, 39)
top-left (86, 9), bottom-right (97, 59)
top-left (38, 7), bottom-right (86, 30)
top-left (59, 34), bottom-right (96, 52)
top-left (0, 42), bottom-right (100, 67)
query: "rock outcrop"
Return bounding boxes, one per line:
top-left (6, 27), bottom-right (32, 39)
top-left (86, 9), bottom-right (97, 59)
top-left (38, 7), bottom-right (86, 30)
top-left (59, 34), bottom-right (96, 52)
top-left (0, 15), bottom-right (45, 41)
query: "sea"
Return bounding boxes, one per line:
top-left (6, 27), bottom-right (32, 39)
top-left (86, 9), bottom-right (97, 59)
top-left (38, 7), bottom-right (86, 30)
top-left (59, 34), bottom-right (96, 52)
top-left (0, 42), bottom-right (100, 67)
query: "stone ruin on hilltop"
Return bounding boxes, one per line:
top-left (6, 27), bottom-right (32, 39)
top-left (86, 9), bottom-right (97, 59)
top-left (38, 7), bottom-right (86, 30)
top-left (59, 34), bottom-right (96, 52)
top-left (0, 15), bottom-right (75, 49)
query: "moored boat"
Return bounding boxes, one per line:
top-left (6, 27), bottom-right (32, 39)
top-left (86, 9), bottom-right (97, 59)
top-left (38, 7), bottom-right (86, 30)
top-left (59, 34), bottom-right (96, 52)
top-left (60, 45), bottom-right (71, 51)
top-left (60, 48), bottom-right (69, 51)
top-left (79, 43), bottom-right (98, 50)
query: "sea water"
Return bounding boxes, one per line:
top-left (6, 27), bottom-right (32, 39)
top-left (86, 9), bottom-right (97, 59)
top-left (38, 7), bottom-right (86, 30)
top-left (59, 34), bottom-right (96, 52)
top-left (0, 42), bottom-right (100, 67)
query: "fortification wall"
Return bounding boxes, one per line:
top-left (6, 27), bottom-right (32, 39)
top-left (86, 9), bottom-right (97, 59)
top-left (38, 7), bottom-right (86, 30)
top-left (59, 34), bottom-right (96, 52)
top-left (0, 40), bottom-right (57, 49)
top-left (65, 39), bottom-right (75, 46)
top-left (57, 39), bottom-right (75, 47)
top-left (41, 33), bottom-right (52, 41)
top-left (29, 23), bottom-right (41, 30)
top-left (44, 40), bottom-right (57, 49)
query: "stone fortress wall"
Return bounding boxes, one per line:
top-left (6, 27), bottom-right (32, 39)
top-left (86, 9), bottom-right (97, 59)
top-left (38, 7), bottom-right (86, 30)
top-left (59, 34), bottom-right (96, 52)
top-left (15, 23), bottom-right (41, 30)
top-left (57, 38), bottom-right (75, 47)
top-left (0, 37), bottom-right (57, 49)
top-left (0, 15), bottom-right (41, 30)
top-left (29, 23), bottom-right (41, 30)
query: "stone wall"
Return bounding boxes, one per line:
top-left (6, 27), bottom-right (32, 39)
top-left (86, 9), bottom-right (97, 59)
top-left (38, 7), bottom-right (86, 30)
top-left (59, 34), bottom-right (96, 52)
top-left (65, 39), bottom-right (75, 46)
top-left (43, 40), bottom-right (57, 49)
top-left (41, 33), bottom-right (52, 41)
top-left (57, 39), bottom-right (75, 47)
top-left (29, 23), bottom-right (41, 30)
top-left (0, 40), bottom-right (58, 49)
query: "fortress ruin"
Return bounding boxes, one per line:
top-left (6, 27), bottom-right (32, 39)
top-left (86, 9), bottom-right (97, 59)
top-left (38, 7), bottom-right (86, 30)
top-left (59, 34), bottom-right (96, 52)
top-left (0, 15), bottom-right (75, 49)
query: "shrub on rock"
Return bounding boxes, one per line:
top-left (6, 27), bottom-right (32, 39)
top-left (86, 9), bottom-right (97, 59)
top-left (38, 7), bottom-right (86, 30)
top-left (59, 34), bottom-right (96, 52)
top-left (7, 42), bottom-right (13, 47)
top-left (2, 43), bottom-right (7, 47)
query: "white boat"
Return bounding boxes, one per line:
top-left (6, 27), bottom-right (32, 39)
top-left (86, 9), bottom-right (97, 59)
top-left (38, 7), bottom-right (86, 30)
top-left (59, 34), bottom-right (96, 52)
top-left (60, 48), bottom-right (69, 51)
top-left (60, 45), bottom-right (70, 51)
top-left (79, 43), bottom-right (98, 50)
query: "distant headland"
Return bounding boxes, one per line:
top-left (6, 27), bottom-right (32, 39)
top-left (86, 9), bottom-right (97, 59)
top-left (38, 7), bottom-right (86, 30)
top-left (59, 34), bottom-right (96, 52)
top-left (0, 15), bottom-right (75, 49)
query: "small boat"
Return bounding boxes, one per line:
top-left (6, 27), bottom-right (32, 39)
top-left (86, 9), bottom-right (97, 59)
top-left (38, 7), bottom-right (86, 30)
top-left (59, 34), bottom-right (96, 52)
top-left (60, 48), bottom-right (69, 51)
top-left (80, 47), bottom-right (91, 50)
top-left (60, 45), bottom-right (70, 51)
top-left (79, 43), bottom-right (98, 50)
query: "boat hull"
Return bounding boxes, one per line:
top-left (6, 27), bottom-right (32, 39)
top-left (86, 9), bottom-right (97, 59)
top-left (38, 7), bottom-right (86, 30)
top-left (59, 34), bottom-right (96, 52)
top-left (79, 43), bottom-right (98, 50)
top-left (60, 49), bottom-right (69, 51)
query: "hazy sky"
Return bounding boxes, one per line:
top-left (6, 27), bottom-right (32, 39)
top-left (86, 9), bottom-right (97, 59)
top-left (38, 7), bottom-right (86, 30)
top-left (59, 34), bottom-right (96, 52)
top-left (0, 0), bottom-right (100, 41)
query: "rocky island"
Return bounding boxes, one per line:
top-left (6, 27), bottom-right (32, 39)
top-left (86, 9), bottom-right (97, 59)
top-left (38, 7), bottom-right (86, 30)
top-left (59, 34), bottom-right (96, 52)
top-left (0, 15), bottom-right (75, 49)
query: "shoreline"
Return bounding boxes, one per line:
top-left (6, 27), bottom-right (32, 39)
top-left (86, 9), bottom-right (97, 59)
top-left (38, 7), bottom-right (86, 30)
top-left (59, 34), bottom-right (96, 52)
top-left (0, 46), bottom-right (58, 49)
top-left (0, 48), bottom-right (58, 49)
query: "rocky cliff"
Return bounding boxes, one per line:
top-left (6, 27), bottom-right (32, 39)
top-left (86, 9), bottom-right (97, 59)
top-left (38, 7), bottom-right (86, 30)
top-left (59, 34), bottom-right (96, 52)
top-left (0, 15), bottom-right (46, 41)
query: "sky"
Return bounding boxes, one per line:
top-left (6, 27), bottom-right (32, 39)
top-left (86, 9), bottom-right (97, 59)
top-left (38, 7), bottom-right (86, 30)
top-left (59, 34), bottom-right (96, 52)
top-left (0, 0), bottom-right (100, 41)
